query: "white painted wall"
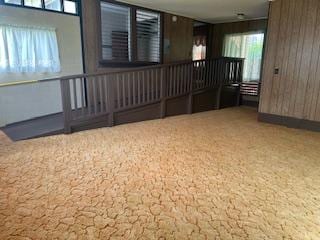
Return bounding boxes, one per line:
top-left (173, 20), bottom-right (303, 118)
top-left (0, 5), bottom-right (83, 127)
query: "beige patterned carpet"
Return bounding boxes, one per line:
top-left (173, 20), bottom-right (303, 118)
top-left (0, 107), bottom-right (320, 240)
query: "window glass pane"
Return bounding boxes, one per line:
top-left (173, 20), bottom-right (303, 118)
top-left (44, 0), bottom-right (62, 11)
top-left (136, 10), bottom-right (160, 63)
top-left (0, 24), bottom-right (61, 73)
top-left (4, 0), bottom-right (21, 5)
top-left (224, 32), bottom-right (264, 82)
top-left (63, 0), bottom-right (77, 14)
top-left (193, 36), bottom-right (206, 61)
top-left (24, 0), bottom-right (42, 8)
top-left (100, 2), bottom-right (131, 61)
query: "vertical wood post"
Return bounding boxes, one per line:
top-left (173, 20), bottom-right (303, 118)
top-left (236, 59), bottom-right (244, 106)
top-left (160, 67), bottom-right (167, 118)
top-left (60, 79), bottom-right (72, 134)
top-left (188, 63), bottom-right (194, 114)
top-left (215, 84), bottom-right (223, 110)
top-left (108, 76), bottom-right (115, 126)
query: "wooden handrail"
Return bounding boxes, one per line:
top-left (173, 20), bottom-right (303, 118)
top-left (0, 57), bottom-right (244, 87)
top-left (57, 57), bottom-right (244, 133)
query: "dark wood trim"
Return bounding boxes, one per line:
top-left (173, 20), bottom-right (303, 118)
top-left (0, 0), bottom-right (79, 16)
top-left (98, 0), bottom-right (163, 67)
top-left (258, 112), bottom-right (320, 132)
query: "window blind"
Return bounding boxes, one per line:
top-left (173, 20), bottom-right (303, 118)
top-left (100, 2), bottom-right (131, 62)
top-left (136, 10), bottom-right (160, 63)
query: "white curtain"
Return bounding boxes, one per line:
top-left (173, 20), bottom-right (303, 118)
top-left (223, 32), bottom-right (264, 82)
top-left (0, 24), bottom-right (61, 73)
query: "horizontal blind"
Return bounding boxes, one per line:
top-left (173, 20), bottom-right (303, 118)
top-left (100, 2), bottom-right (131, 62)
top-left (240, 82), bottom-right (260, 96)
top-left (136, 10), bottom-right (160, 63)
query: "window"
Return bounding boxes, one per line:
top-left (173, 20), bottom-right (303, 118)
top-left (0, 24), bottom-right (61, 73)
top-left (223, 32), bottom-right (264, 82)
top-left (100, 1), bottom-right (161, 65)
top-left (2, 0), bottom-right (79, 15)
top-left (44, 0), bottom-right (61, 11)
top-left (4, 0), bottom-right (21, 5)
top-left (24, 0), bottom-right (41, 8)
top-left (192, 22), bottom-right (208, 61)
top-left (100, 2), bottom-right (131, 62)
top-left (136, 10), bottom-right (160, 62)
top-left (63, 0), bottom-right (77, 14)
top-left (193, 36), bottom-right (206, 61)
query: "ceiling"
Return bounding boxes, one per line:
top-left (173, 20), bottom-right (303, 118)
top-left (118, 0), bottom-right (270, 23)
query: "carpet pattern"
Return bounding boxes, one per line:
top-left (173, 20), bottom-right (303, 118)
top-left (0, 107), bottom-right (320, 239)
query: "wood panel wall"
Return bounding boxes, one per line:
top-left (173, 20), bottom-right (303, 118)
top-left (81, 0), bottom-right (100, 73)
top-left (163, 13), bottom-right (194, 63)
top-left (259, 0), bottom-right (320, 122)
top-left (208, 19), bottom-right (268, 58)
top-left (81, 1), bottom-right (194, 72)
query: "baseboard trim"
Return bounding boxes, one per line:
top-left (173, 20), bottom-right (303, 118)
top-left (258, 112), bottom-right (320, 132)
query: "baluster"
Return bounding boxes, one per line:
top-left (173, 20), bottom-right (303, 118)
top-left (128, 73), bottom-right (132, 107)
top-left (183, 64), bottom-right (187, 94)
top-left (160, 67), bottom-right (166, 118)
top-left (103, 75), bottom-right (108, 112)
top-left (60, 79), bottom-right (72, 133)
top-left (80, 77), bottom-right (85, 116)
top-left (151, 69), bottom-right (154, 101)
top-left (169, 66), bottom-right (173, 96)
top-left (92, 77), bottom-right (98, 115)
top-left (133, 72), bottom-right (136, 105)
top-left (155, 69), bottom-right (159, 99)
top-left (116, 75), bottom-right (120, 109)
top-left (72, 78), bottom-right (77, 118)
top-left (138, 72), bottom-right (141, 104)
top-left (87, 78), bottom-right (92, 115)
top-left (99, 76), bottom-right (104, 113)
top-left (122, 75), bottom-right (126, 107)
top-left (142, 71), bottom-right (146, 103)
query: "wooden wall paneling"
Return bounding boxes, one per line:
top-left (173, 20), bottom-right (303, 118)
top-left (292, 0), bottom-right (318, 119)
top-left (260, 0), bottom-right (320, 127)
top-left (81, 0), bottom-right (99, 73)
top-left (163, 13), bottom-right (193, 63)
top-left (302, 0), bottom-right (320, 121)
top-left (210, 19), bottom-right (268, 58)
top-left (269, 0), bottom-right (289, 115)
top-left (280, 0), bottom-right (303, 117)
top-left (277, 0), bottom-right (296, 116)
top-left (287, 0), bottom-right (309, 117)
top-left (259, 1), bottom-right (281, 113)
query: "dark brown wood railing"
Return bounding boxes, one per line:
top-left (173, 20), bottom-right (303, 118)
top-left (60, 57), bottom-right (243, 133)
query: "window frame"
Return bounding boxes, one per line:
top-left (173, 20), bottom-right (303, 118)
top-left (98, 0), bottom-right (163, 67)
top-left (222, 30), bottom-right (265, 82)
top-left (0, 0), bottom-right (79, 16)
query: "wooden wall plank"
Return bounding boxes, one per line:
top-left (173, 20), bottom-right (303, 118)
top-left (277, 0), bottom-right (296, 115)
top-left (304, 1), bottom-right (320, 121)
top-left (269, 0), bottom-right (288, 115)
top-left (163, 13), bottom-right (194, 63)
top-left (281, 0), bottom-right (303, 116)
top-left (292, 0), bottom-right (318, 118)
top-left (260, 0), bottom-right (320, 124)
top-left (259, 0), bottom-right (282, 113)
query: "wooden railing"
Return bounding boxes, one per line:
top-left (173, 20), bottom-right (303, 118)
top-left (60, 57), bottom-right (244, 133)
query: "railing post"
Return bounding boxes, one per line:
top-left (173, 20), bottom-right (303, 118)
top-left (107, 76), bottom-right (115, 126)
top-left (188, 62), bottom-right (194, 114)
top-left (60, 79), bottom-right (72, 134)
top-left (160, 67), bottom-right (167, 118)
top-left (236, 59), bottom-right (244, 106)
